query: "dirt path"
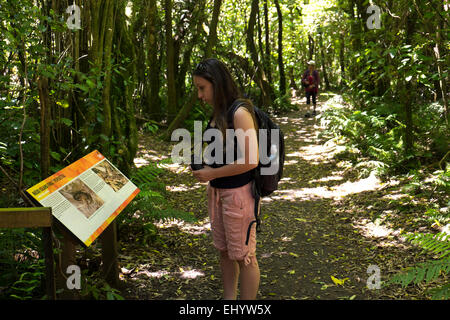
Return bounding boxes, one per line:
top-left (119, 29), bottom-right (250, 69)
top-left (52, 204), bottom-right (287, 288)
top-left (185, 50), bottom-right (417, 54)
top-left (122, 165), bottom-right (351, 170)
top-left (121, 92), bottom-right (429, 300)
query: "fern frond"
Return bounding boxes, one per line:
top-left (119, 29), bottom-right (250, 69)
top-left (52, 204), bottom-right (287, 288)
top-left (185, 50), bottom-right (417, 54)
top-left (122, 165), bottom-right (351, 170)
top-left (405, 232), bottom-right (450, 258)
top-left (429, 282), bottom-right (450, 300)
top-left (131, 164), bottom-right (166, 192)
top-left (388, 258), bottom-right (450, 288)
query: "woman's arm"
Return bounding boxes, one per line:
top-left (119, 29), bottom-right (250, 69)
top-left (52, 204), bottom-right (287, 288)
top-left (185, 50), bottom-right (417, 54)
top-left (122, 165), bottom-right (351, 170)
top-left (192, 107), bottom-right (259, 183)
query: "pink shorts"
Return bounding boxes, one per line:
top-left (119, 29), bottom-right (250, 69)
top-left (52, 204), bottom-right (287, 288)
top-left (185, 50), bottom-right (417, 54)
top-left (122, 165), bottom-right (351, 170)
top-left (207, 181), bottom-right (258, 265)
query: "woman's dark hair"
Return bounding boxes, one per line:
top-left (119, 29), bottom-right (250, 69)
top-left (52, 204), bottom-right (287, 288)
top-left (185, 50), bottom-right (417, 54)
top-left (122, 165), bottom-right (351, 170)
top-left (193, 58), bottom-right (257, 139)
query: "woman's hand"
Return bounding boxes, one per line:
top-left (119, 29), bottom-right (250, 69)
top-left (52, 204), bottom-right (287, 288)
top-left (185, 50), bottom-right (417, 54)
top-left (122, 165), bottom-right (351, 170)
top-left (191, 165), bottom-right (216, 183)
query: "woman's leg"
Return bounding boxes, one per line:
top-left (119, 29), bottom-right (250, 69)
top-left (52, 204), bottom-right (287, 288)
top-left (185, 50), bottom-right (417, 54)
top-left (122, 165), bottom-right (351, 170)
top-left (219, 182), bottom-right (259, 300)
top-left (220, 250), bottom-right (239, 300)
top-left (311, 92), bottom-right (317, 115)
top-left (238, 256), bottom-right (260, 300)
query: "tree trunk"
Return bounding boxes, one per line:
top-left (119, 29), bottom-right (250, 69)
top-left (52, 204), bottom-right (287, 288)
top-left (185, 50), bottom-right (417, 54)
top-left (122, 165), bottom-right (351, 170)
top-left (257, 5), bottom-right (264, 70)
top-left (114, 0), bottom-right (138, 174)
top-left (38, 77), bottom-right (51, 179)
top-left (433, 4), bottom-right (448, 125)
top-left (164, 0), bottom-right (221, 139)
top-left (274, 0), bottom-right (286, 96)
top-left (247, 0), bottom-right (273, 109)
top-left (146, 0), bottom-right (162, 121)
top-left (308, 34), bottom-right (314, 60)
top-left (403, 10), bottom-right (416, 156)
top-left (165, 0), bottom-right (177, 125)
top-left (339, 31), bottom-right (346, 86)
top-left (85, 0), bottom-right (103, 132)
top-left (204, 0), bottom-right (222, 58)
top-left (100, 0), bottom-right (116, 154)
top-left (175, 0), bottom-right (207, 106)
top-left (319, 31), bottom-right (330, 90)
top-left (263, 0), bottom-right (272, 84)
top-left (349, 0), bottom-right (363, 79)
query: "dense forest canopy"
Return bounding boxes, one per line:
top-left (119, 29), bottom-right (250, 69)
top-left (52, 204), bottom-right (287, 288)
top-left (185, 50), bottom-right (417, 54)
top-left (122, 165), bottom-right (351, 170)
top-left (0, 0), bottom-right (448, 301)
top-left (0, 0), bottom-right (448, 188)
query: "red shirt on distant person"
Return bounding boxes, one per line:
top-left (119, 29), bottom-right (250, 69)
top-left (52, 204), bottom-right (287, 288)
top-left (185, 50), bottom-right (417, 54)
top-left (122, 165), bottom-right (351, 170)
top-left (302, 70), bottom-right (319, 93)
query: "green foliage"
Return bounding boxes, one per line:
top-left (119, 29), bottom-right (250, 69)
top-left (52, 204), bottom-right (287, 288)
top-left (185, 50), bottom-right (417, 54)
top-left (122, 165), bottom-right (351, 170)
top-left (117, 159), bottom-right (197, 244)
top-left (387, 167), bottom-right (450, 300)
top-left (0, 228), bottom-right (46, 299)
top-left (9, 270), bottom-right (44, 300)
top-left (143, 120), bottom-right (160, 135)
top-left (185, 104), bottom-right (209, 134)
top-left (388, 257), bottom-right (450, 299)
top-left (320, 96), bottom-right (448, 175)
top-left (406, 232), bottom-right (450, 259)
top-left (271, 92), bottom-right (297, 114)
top-left (320, 102), bottom-right (402, 175)
top-left (79, 271), bottom-right (124, 300)
top-left (388, 241), bottom-right (450, 300)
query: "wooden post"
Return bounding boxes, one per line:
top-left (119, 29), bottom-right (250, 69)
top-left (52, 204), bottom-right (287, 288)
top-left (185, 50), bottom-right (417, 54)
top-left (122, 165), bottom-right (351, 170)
top-left (54, 225), bottom-right (78, 299)
top-left (100, 221), bottom-right (120, 288)
top-left (0, 207), bottom-right (56, 300)
top-left (42, 226), bottom-right (56, 300)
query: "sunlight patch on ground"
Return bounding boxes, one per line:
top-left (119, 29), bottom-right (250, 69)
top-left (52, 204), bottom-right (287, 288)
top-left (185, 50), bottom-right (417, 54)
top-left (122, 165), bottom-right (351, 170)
top-left (134, 157), bottom-right (150, 168)
top-left (267, 172), bottom-right (382, 202)
top-left (354, 219), bottom-right (396, 238)
top-left (134, 146), bottom-right (169, 168)
top-left (288, 143), bottom-right (337, 163)
top-left (352, 218), bottom-right (406, 248)
top-left (286, 151), bottom-right (304, 158)
top-left (284, 159), bottom-right (299, 166)
top-left (123, 267), bottom-right (205, 280)
top-left (277, 117), bottom-right (291, 125)
top-left (295, 129), bottom-right (310, 135)
top-left (154, 218), bottom-right (211, 236)
top-left (180, 269), bottom-right (205, 279)
top-left (138, 270), bottom-right (170, 279)
top-left (278, 177), bottom-right (297, 187)
top-left (158, 162), bottom-right (188, 174)
top-left (166, 184), bottom-right (202, 192)
top-left (381, 193), bottom-right (410, 201)
top-left (309, 175), bottom-right (344, 183)
top-left (285, 117), bottom-right (307, 125)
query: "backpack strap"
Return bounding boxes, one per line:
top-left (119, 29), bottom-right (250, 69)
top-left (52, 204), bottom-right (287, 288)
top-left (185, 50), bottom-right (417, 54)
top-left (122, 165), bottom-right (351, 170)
top-left (245, 180), bottom-right (261, 245)
top-left (228, 100), bottom-right (262, 245)
top-left (226, 99), bottom-right (246, 129)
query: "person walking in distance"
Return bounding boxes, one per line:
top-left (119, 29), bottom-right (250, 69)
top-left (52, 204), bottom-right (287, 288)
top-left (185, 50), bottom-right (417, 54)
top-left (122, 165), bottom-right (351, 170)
top-left (190, 58), bottom-right (260, 300)
top-left (301, 60), bottom-right (320, 117)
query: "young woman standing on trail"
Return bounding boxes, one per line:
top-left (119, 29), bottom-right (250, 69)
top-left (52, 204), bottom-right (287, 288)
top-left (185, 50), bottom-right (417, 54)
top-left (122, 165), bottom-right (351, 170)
top-left (190, 58), bottom-right (260, 300)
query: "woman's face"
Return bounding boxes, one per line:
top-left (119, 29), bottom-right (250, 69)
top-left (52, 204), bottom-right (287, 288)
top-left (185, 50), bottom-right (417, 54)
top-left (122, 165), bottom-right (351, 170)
top-left (193, 75), bottom-right (214, 106)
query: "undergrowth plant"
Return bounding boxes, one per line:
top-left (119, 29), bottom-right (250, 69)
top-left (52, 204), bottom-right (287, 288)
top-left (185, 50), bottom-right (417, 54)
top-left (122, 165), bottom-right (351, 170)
top-left (0, 228), bottom-right (46, 299)
top-left (117, 158), bottom-right (197, 244)
top-left (319, 97), bottom-right (448, 177)
top-left (387, 232), bottom-right (450, 300)
top-left (387, 169), bottom-right (450, 300)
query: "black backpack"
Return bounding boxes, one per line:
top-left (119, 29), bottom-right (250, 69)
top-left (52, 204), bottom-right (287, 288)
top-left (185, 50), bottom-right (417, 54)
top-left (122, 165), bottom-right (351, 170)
top-left (227, 100), bottom-right (285, 244)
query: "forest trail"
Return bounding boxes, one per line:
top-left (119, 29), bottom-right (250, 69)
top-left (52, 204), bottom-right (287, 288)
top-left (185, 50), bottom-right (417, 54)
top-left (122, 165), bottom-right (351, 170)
top-left (121, 92), bottom-right (428, 300)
